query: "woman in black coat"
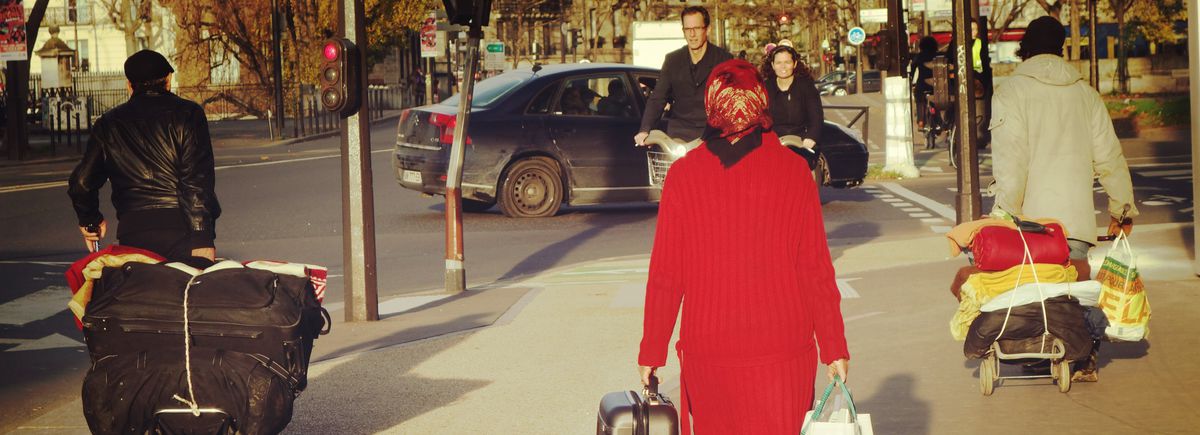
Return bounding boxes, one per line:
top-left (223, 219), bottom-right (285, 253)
top-left (761, 45), bottom-right (824, 168)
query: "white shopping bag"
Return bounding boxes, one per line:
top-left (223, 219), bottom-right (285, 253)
top-left (801, 376), bottom-right (874, 435)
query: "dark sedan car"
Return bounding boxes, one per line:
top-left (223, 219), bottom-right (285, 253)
top-left (395, 63), bottom-right (868, 217)
top-left (817, 70), bottom-right (882, 96)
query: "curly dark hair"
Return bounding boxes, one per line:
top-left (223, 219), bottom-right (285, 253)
top-left (760, 45), bottom-right (811, 82)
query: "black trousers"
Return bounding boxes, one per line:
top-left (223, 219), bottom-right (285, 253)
top-left (119, 228), bottom-right (193, 262)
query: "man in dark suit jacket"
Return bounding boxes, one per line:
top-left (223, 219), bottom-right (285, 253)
top-left (633, 5), bottom-right (732, 145)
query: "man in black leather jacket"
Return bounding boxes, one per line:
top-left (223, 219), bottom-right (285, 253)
top-left (68, 50), bottom-right (221, 262)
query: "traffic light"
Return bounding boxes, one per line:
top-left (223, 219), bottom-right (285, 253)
top-left (318, 38), bottom-right (361, 117)
top-left (442, 0), bottom-right (493, 26)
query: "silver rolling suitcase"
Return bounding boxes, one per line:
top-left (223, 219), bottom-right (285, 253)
top-left (596, 376), bottom-right (679, 435)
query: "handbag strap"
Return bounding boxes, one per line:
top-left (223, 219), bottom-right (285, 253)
top-left (801, 374), bottom-right (857, 435)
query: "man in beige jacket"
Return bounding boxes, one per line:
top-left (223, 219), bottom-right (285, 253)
top-left (989, 16), bottom-right (1138, 383)
top-left (989, 16), bottom-right (1137, 276)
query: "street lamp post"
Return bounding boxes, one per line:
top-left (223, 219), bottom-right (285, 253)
top-left (1189, 0), bottom-right (1199, 275)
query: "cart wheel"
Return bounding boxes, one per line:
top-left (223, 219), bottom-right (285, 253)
top-left (1057, 360), bottom-right (1072, 393)
top-left (980, 354), bottom-right (996, 396)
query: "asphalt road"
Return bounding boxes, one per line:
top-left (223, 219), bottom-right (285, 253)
top-left (0, 114), bottom-right (1192, 432)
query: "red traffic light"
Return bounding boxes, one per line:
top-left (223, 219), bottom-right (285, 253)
top-left (323, 42), bottom-right (340, 61)
top-left (318, 38), bottom-right (360, 117)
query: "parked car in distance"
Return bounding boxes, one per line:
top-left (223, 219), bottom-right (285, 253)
top-left (394, 63), bottom-right (868, 218)
top-left (817, 70), bottom-right (882, 96)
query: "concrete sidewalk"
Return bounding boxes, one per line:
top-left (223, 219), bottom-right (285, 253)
top-left (13, 223), bottom-right (1197, 434)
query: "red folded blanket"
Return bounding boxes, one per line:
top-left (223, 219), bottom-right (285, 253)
top-left (972, 223), bottom-right (1070, 271)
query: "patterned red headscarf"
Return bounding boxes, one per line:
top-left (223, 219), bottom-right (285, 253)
top-left (704, 59), bottom-right (772, 143)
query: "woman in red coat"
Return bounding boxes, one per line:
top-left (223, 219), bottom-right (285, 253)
top-left (638, 59), bottom-right (850, 434)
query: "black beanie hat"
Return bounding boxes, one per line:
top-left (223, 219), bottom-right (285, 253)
top-left (1017, 16), bottom-right (1066, 60)
top-left (124, 50), bottom-right (175, 84)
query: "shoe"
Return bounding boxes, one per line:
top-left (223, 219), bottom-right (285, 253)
top-left (1071, 369), bottom-right (1098, 382)
top-left (1071, 349), bottom-right (1100, 382)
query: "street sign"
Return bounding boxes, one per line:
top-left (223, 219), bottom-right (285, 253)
top-left (911, 0), bottom-right (926, 12)
top-left (484, 41), bottom-right (505, 70)
top-left (928, 0), bottom-right (953, 18)
top-left (859, 9), bottom-right (888, 24)
top-left (848, 27), bottom-right (867, 46)
top-left (980, 0), bottom-right (992, 16)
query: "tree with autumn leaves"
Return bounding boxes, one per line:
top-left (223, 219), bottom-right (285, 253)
top-left (153, 0), bottom-right (431, 117)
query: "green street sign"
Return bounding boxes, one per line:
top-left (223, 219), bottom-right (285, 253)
top-left (486, 43), bottom-right (504, 53)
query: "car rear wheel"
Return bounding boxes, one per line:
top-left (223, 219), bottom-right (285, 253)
top-left (498, 157), bottom-right (563, 218)
top-left (833, 87), bottom-right (848, 96)
top-left (461, 198), bottom-right (495, 213)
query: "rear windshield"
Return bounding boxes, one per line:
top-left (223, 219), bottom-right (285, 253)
top-left (442, 71), bottom-right (533, 107)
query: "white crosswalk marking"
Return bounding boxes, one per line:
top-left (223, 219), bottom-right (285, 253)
top-left (836, 278), bottom-right (861, 299)
top-left (0, 286), bottom-right (69, 326)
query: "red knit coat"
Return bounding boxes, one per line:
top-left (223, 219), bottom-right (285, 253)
top-left (639, 132), bottom-right (850, 434)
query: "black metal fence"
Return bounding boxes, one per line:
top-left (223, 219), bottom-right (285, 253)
top-left (3, 79), bottom-right (410, 159)
top-left (293, 84), bottom-right (404, 137)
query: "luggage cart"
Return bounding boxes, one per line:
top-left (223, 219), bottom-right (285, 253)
top-left (978, 335), bottom-right (1071, 395)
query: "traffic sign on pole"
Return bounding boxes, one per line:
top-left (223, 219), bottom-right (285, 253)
top-left (484, 41), bottom-right (505, 70)
top-left (859, 9), bottom-right (888, 24)
top-left (848, 27), bottom-right (867, 46)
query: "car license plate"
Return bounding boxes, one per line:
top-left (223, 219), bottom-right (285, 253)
top-left (401, 170), bottom-right (422, 184)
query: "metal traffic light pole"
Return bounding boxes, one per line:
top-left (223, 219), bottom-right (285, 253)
top-left (444, 23), bottom-right (481, 295)
top-left (952, 0), bottom-right (982, 224)
top-left (339, 0), bottom-right (379, 321)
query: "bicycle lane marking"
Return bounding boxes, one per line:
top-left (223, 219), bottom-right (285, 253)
top-left (865, 182), bottom-right (956, 234)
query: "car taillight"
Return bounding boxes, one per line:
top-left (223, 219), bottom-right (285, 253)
top-left (397, 109), bottom-right (412, 140)
top-left (429, 113), bottom-right (471, 145)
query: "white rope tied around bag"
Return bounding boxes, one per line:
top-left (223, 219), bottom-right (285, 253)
top-left (171, 275), bottom-right (202, 416)
top-left (992, 223), bottom-right (1050, 353)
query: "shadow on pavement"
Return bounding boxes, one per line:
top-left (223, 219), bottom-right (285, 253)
top-left (285, 334), bottom-right (487, 433)
top-left (491, 208), bottom-right (655, 283)
top-left (1096, 340), bottom-right (1150, 370)
top-left (1180, 224), bottom-right (1195, 262)
top-left (312, 286), bottom-right (528, 363)
top-left (853, 374), bottom-right (929, 435)
top-left (825, 222), bottom-right (882, 265)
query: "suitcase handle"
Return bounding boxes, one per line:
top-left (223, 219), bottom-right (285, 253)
top-left (642, 374), bottom-right (660, 403)
top-left (318, 307), bottom-right (332, 335)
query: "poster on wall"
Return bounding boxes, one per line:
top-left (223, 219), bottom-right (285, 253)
top-left (0, 0), bottom-right (28, 62)
top-left (420, 13), bottom-right (445, 58)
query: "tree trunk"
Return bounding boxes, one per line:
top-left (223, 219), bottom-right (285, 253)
top-left (5, 0), bottom-right (51, 160)
top-left (1115, 6), bottom-right (1129, 93)
top-left (123, 0), bottom-right (140, 54)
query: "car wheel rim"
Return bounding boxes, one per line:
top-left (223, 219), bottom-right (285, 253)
top-left (513, 170), bottom-right (553, 214)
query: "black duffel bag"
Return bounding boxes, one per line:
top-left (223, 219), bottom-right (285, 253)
top-left (81, 262), bottom-right (330, 435)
